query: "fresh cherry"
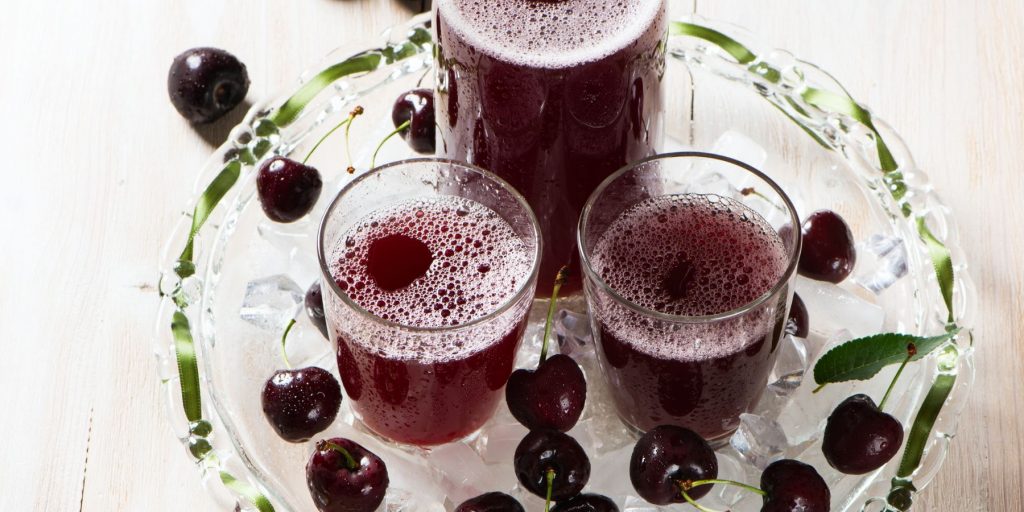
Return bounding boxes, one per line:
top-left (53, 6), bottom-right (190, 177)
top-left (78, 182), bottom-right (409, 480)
top-left (306, 281), bottom-right (329, 338)
top-left (798, 210), bottom-right (856, 283)
top-left (551, 493), bottom-right (619, 512)
top-left (514, 430), bottom-right (591, 501)
top-left (786, 293), bottom-right (809, 338)
top-left (392, 89), bottom-right (436, 154)
top-left (629, 425), bottom-right (718, 505)
top-left (261, 366), bottom-right (342, 442)
top-left (257, 156), bottom-right (323, 223)
top-left (365, 233), bottom-right (433, 291)
top-left (506, 266), bottom-right (585, 431)
top-left (455, 492), bottom-right (525, 512)
top-left (306, 438), bottom-right (389, 512)
top-left (760, 459), bottom-right (831, 512)
top-left (167, 47), bottom-right (250, 124)
top-left (822, 394), bottom-right (904, 474)
top-left (506, 354), bottom-right (586, 432)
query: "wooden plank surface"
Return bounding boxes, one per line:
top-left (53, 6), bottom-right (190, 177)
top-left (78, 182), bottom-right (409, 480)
top-left (0, 1), bottom-right (1019, 511)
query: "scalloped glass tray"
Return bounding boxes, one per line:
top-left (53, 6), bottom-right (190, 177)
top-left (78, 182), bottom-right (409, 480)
top-left (156, 13), bottom-right (976, 512)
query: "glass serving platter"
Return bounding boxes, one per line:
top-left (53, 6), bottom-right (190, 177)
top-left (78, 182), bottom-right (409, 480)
top-left (155, 13), bottom-right (976, 512)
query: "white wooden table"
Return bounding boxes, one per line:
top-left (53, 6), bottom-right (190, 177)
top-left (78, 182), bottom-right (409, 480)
top-left (1, 1), bottom-right (1020, 510)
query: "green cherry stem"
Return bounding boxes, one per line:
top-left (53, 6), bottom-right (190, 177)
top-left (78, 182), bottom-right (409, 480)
top-left (344, 106), bottom-right (363, 172)
top-left (686, 478), bottom-right (767, 496)
top-left (370, 120), bottom-right (411, 169)
top-left (878, 342), bottom-right (917, 412)
top-left (539, 265), bottom-right (570, 365)
top-left (302, 105), bottom-right (362, 165)
top-left (321, 440), bottom-right (359, 471)
top-left (678, 478), bottom-right (767, 512)
top-left (544, 468), bottom-right (556, 512)
top-left (280, 318), bottom-right (296, 369)
top-left (681, 491), bottom-right (720, 512)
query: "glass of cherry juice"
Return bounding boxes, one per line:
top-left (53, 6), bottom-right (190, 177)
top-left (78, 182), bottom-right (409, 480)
top-left (317, 159), bottom-right (541, 446)
top-left (578, 152), bottom-right (801, 443)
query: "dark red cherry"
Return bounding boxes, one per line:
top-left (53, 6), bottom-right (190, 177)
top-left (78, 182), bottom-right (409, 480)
top-left (392, 89), bottom-right (436, 154)
top-left (786, 293), bottom-right (809, 338)
top-left (257, 157), bottom-right (323, 223)
top-left (822, 394), bottom-right (904, 474)
top-left (365, 233), bottom-right (433, 291)
top-left (306, 281), bottom-right (329, 338)
top-left (505, 354), bottom-right (587, 432)
top-left (798, 210), bottom-right (856, 283)
top-left (306, 438), bottom-right (389, 512)
top-left (629, 425), bottom-right (718, 505)
top-left (261, 366), bottom-right (342, 442)
top-left (551, 493), bottom-right (619, 512)
top-left (167, 47), bottom-right (250, 124)
top-left (514, 430), bottom-right (591, 501)
top-left (455, 492), bottom-right (525, 512)
top-left (760, 459), bottom-right (831, 512)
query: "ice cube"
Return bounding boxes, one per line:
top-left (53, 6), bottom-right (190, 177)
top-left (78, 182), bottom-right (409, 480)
top-left (426, 442), bottom-right (493, 505)
top-left (854, 234), bottom-right (909, 294)
top-left (711, 130), bottom-right (768, 172)
top-left (587, 444), bottom-right (638, 498)
top-left (473, 421), bottom-right (527, 465)
top-left (239, 274), bottom-right (303, 330)
top-left (382, 488), bottom-right (444, 511)
top-left (623, 495), bottom-right (663, 511)
top-left (730, 413), bottom-right (789, 470)
top-left (794, 278), bottom-right (885, 338)
top-left (555, 308), bottom-right (594, 361)
top-left (768, 334), bottom-right (809, 394)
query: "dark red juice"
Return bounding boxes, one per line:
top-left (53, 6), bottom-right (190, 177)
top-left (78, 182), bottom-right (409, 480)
top-left (589, 194), bottom-right (789, 440)
top-left (329, 197), bottom-right (534, 445)
top-left (435, 0), bottom-right (666, 293)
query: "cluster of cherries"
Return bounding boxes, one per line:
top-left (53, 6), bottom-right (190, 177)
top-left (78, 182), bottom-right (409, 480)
top-left (169, 48), bottom-right (909, 512)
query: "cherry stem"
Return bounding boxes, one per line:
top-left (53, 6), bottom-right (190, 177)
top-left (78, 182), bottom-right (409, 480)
top-left (680, 489), bottom-right (720, 512)
top-left (544, 468), bottom-right (555, 512)
top-left (539, 265), bottom-right (570, 365)
top-left (322, 441), bottom-right (359, 471)
top-left (302, 106), bottom-right (362, 165)
top-left (344, 106), bottom-right (363, 171)
top-left (685, 478), bottom-right (767, 497)
top-left (279, 318), bottom-right (296, 369)
top-left (370, 120), bottom-right (411, 169)
top-left (879, 342), bottom-right (917, 411)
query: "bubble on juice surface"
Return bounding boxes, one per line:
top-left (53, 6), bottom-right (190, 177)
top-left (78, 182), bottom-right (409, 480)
top-left (329, 197), bottom-right (534, 362)
top-left (436, 0), bottom-right (665, 69)
top-left (590, 194), bottom-right (789, 361)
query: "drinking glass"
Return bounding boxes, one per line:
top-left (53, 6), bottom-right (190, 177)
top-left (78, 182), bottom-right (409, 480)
top-left (578, 152), bottom-right (801, 443)
top-left (318, 158), bottom-right (541, 446)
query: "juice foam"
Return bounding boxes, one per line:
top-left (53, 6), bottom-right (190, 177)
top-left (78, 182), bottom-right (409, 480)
top-left (329, 196), bottom-right (533, 362)
top-left (436, 0), bottom-right (665, 69)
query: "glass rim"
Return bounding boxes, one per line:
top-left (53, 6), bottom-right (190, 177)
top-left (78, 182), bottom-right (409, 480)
top-left (577, 151), bottom-right (802, 324)
top-left (317, 157), bottom-right (542, 333)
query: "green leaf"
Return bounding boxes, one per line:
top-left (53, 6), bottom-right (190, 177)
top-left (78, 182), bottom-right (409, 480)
top-left (813, 330), bottom-right (959, 386)
top-left (917, 217), bottom-right (956, 324)
top-left (896, 372), bottom-right (957, 479)
top-left (220, 471), bottom-right (276, 512)
top-left (270, 52), bottom-right (382, 127)
top-left (170, 311), bottom-right (202, 422)
top-left (670, 22), bottom-right (756, 64)
top-left (175, 160), bottom-right (242, 278)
